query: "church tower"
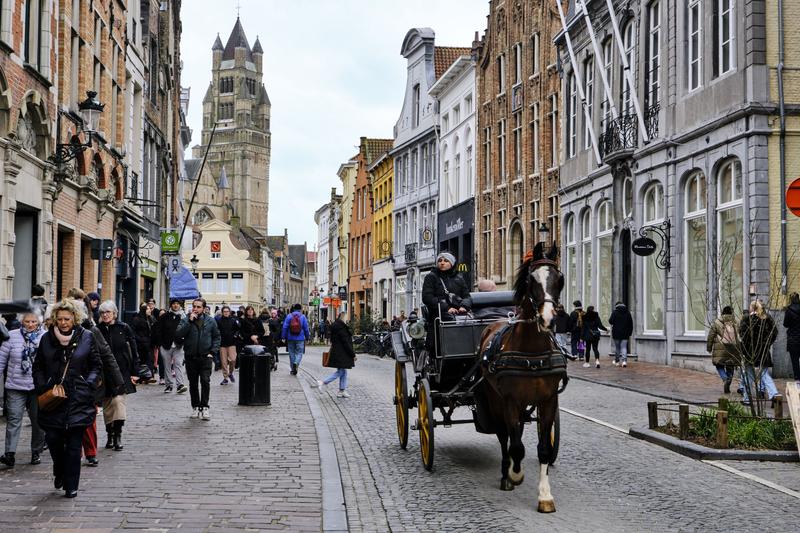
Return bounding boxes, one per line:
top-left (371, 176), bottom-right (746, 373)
top-left (194, 17), bottom-right (271, 234)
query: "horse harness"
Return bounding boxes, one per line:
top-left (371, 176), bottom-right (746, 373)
top-left (525, 258), bottom-right (562, 323)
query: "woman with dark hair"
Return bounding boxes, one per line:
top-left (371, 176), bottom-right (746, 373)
top-left (784, 292), bottom-right (800, 382)
top-left (33, 299), bottom-right (102, 498)
top-left (581, 306), bottom-right (607, 368)
top-left (241, 305), bottom-right (266, 347)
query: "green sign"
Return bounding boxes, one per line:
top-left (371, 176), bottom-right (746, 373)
top-left (161, 230), bottom-right (180, 253)
top-left (312, 298), bottom-right (320, 306)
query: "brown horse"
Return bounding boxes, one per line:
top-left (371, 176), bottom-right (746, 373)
top-left (478, 242), bottom-right (565, 513)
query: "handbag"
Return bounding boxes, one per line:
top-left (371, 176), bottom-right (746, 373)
top-left (38, 356), bottom-right (71, 412)
top-left (322, 351), bottom-right (331, 367)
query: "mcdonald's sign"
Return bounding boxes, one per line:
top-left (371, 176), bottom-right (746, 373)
top-left (456, 262), bottom-right (469, 272)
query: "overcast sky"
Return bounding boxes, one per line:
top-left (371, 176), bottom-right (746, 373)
top-left (180, 0), bottom-right (488, 249)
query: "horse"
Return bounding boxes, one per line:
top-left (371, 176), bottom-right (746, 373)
top-left (477, 241), bottom-right (566, 513)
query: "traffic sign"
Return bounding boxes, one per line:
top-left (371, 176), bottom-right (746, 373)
top-left (787, 177), bottom-right (800, 217)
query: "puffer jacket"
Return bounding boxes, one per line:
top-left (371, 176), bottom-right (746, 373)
top-left (421, 268), bottom-right (473, 320)
top-left (174, 314), bottom-right (221, 360)
top-left (706, 314), bottom-right (739, 366)
top-left (739, 313), bottom-right (778, 367)
top-left (0, 326), bottom-right (45, 391)
top-left (784, 304), bottom-right (800, 350)
top-left (33, 326), bottom-right (102, 430)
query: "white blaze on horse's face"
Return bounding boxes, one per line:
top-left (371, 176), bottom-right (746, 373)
top-left (533, 265), bottom-right (556, 328)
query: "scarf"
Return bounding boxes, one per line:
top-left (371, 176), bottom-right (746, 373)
top-left (20, 328), bottom-right (42, 375)
top-left (53, 327), bottom-right (75, 346)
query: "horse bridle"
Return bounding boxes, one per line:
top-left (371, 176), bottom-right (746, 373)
top-left (527, 258), bottom-right (562, 310)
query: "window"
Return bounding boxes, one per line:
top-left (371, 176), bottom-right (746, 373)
top-left (643, 183), bottom-right (665, 332)
top-left (550, 94), bottom-right (558, 168)
top-left (498, 209), bottom-right (507, 279)
top-left (410, 149), bottom-right (418, 190)
top-left (483, 126), bottom-right (491, 186)
top-left (220, 77), bottom-right (234, 93)
top-left (454, 153), bottom-right (461, 201)
top-left (23, 0), bottom-right (46, 70)
top-left (498, 118), bottom-right (507, 180)
top-left (513, 113), bottom-right (522, 177)
top-left (531, 102), bottom-right (540, 174)
top-left (442, 113), bottom-right (449, 133)
top-left (597, 202), bottom-right (614, 316)
top-left (465, 93), bottom-right (473, 112)
top-left (548, 195), bottom-right (559, 243)
top-left (684, 172), bottom-right (707, 333)
top-left (217, 273), bottom-right (229, 295)
top-left (601, 39), bottom-right (613, 132)
top-left (421, 144), bottom-right (429, 184)
top-left (497, 54), bottom-right (506, 94)
top-left (531, 33), bottom-right (540, 75)
top-left (513, 43), bottom-right (522, 85)
top-left (218, 103), bottom-right (233, 120)
top-left (453, 104), bottom-right (460, 125)
top-left (567, 73), bottom-right (577, 158)
top-left (688, 0), bottom-right (702, 91)
top-left (623, 175), bottom-right (634, 218)
top-left (443, 158), bottom-right (451, 206)
top-left (201, 273), bottom-right (214, 294)
top-left (647, 1), bottom-right (661, 106)
top-left (481, 214), bottom-right (492, 278)
top-left (584, 57), bottom-right (594, 150)
top-left (581, 210), bottom-right (592, 305)
top-left (715, 0), bottom-right (734, 76)
top-left (620, 21), bottom-right (636, 114)
top-left (717, 160), bottom-right (743, 312)
top-left (412, 84), bottom-right (420, 128)
top-left (231, 273), bottom-right (244, 294)
top-left (466, 131), bottom-right (473, 197)
top-left (509, 223), bottom-right (523, 280)
top-left (565, 215), bottom-right (577, 306)
top-left (530, 199), bottom-right (541, 245)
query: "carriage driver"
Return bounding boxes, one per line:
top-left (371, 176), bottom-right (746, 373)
top-left (421, 252), bottom-right (473, 353)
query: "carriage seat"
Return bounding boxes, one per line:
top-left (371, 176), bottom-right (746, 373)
top-left (469, 290), bottom-right (515, 320)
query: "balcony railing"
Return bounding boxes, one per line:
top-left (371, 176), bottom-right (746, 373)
top-left (404, 243), bottom-right (417, 265)
top-left (598, 102), bottom-right (660, 164)
top-left (644, 102), bottom-right (660, 141)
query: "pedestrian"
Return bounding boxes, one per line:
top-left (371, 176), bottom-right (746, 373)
top-left (318, 319), bottom-right (327, 345)
top-left (268, 308), bottom-right (283, 361)
top-left (0, 311), bottom-right (46, 468)
top-left (783, 292), bottom-right (800, 382)
top-left (282, 303), bottom-right (310, 375)
top-left (175, 298), bottom-right (220, 420)
top-left (96, 301), bottom-right (138, 451)
top-left (29, 283), bottom-right (48, 318)
top-left (314, 311), bottom-right (355, 398)
top-left (154, 299), bottom-right (188, 394)
top-left (739, 300), bottom-right (780, 405)
top-left (130, 303), bottom-right (156, 382)
top-left (706, 306), bottom-right (739, 393)
top-left (608, 301), bottom-right (634, 368)
top-left (216, 305), bottom-right (240, 385)
top-left (324, 319), bottom-right (332, 342)
top-left (581, 305), bottom-right (607, 368)
top-left (86, 292), bottom-right (101, 323)
top-left (33, 299), bottom-right (102, 498)
top-left (421, 251), bottom-right (472, 353)
top-left (3, 313), bottom-right (21, 331)
top-left (552, 304), bottom-right (576, 360)
top-left (567, 301), bottom-right (585, 361)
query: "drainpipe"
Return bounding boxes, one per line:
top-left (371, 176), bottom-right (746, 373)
top-left (778, 0), bottom-right (788, 293)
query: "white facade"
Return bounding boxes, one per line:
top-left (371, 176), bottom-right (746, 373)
top-left (314, 201), bottom-right (332, 320)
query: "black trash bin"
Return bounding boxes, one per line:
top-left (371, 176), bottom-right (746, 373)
top-left (238, 345), bottom-right (273, 406)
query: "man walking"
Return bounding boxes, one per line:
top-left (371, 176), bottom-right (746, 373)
top-left (567, 301), bottom-right (585, 360)
top-left (282, 303), bottom-right (310, 375)
top-left (175, 298), bottom-right (220, 420)
top-left (608, 301), bottom-right (634, 367)
top-left (154, 299), bottom-right (188, 394)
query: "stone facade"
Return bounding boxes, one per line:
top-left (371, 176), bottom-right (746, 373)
top-left (475, 1), bottom-right (564, 290)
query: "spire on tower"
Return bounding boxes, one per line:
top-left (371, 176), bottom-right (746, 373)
top-left (212, 33), bottom-right (223, 51)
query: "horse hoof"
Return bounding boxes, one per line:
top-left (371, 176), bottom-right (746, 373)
top-left (500, 478), bottom-right (515, 491)
top-left (537, 499), bottom-right (556, 513)
top-left (511, 474), bottom-right (524, 486)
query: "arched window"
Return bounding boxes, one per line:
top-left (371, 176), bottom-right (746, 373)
top-left (717, 159), bottom-right (743, 311)
top-left (465, 128), bottom-right (473, 197)
top-left (643, 183), bottom-right (665, 332)
top-left (622, 175), bottom-right (634, 218)
top-left (581, 210), bottom-right (592, 305)
top-left (684, 172), bottom-right (707, 333)
top-left (597, 201), bottom-right (614, 315)
top-left (0, 67), bottom-right (9, 136)
top-left (17, 94), bottom-right (50, 159)
top-left (565, 215), bottom-right (577, 306)
top-left (567, 72), bottom-right (577, 157)
top-left (509, 222), bottom-right (524, 281)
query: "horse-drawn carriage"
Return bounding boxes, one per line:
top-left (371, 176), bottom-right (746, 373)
top-left (391, 244), bottom-right (569, 513)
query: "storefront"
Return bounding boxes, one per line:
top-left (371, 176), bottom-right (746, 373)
top-left (437, 198), bottom-right (474, 288)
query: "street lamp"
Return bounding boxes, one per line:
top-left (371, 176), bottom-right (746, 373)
top-left (52, 91), bottom-right (105, 166)
top-left (190, 254), bottom-right (199, 274)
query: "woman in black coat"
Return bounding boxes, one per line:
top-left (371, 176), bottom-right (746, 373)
top-left (96, 301), bottom-right (138, 451)
top-left (581, 306), bottom-right (608, 368)
top-left (33, 299), bottom-right (102, 498)
top-left (217, 306), bottom-right (240, 384)
top-left (314, 312), bottom-right (355, 398)
top-left (421, 252), bottom-right (472, 352)
top-left (130, 304), bottom-right (155, 380)
top-left (784, 292), bottom-right (800, 381)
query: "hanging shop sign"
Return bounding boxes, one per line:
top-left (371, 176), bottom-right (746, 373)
top-left (631, 237), bottom-right (657, 257)
top-left (160, 231), bottom-right (180, 254)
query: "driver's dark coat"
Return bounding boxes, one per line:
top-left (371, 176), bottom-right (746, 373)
top-left (422, 268), bottom-right (472, 320)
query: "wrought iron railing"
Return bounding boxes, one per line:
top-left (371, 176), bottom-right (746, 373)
top-left (599, 113), bottom-right (638, 161)
top-left (644, 102), bottom-right (660, 141)
top-left (404, 243), bottom-right (417, 264)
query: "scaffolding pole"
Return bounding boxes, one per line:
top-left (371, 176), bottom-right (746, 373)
top-left (575, 0), bottom-right (618, 121)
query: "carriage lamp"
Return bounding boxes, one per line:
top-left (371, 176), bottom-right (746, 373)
top-left (52, 91), bottom-right (105, 166)
top-left (190, 254), bottom-right (199, 274)
top-left (538, 222), bottom-right (551, 243)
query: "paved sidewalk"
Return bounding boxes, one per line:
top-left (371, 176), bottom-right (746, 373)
top-left (567, 356), bottom-right (793, 405)
top-left (0, 363), bottom-right (322, 532)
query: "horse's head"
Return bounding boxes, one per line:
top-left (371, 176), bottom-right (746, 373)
top-left (513, 242), bottom-right (563, 328)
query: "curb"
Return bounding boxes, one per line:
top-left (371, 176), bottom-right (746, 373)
top-left (568, 373), bottom-right (713, 404)
top-left (297, 370), bottom-right (349, 532)
top-left (629, 427), bottom-right (800, 462)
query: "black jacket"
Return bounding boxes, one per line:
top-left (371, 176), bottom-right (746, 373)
top-left (784, 304), bottom-right (800, 350)
top-left (33, 326), bottom-right (101, 430)
top-left (581, 311), bottom-right (607, 342)
top-left (130, 312), bottom-right (154, 363)
top-left (175, 314), bottom-right (221, 360)
top-left (608, 304), bottom-right (634, 340)
top-left (241, 317), bottom-right (266, 343)
top-left (154, 310), bottom-right (184, 350)
top-left (421, 268), bottom-right (472, 320)
top-left (567, 309), bottom-right (584, 335)
top-left (87, 326), bottom-right (125, 403)
top-left (328, 319), bottom-right (355, 369)
top-left (97, 321), bottom-right (138, 396)
top-left (739, 314), bottom-right (778, 367)
top-left (552, 310), bottom-right (570, 334)
top-left (217, 316), bottom-right (241, 347)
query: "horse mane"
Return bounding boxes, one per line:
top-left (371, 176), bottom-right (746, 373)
top-left (512, 257), bottom-right (534, 306)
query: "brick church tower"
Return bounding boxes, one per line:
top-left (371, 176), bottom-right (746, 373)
top-left (193, 17), bottom-right (271, 235)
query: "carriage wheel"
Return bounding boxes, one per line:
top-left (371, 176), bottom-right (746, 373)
top-left (537, 407), bottom-right (561, 465)
top-left (417, 378), bottom-right (435, 471)
top-left (394, 362), bottom-right (409, 449)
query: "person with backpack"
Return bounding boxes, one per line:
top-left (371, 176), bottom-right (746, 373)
top-left (706, 306), bottom-right (739, 393)
top-left (567, 301), bottom-right (585, 360)
top-left (282, 303), bottom-right (310, 375)
top-left (580, 306), bottom-right (607, 368)
top-left (783, 292), bottom-right (800, 382)
top-left (608, 302), bottom-right (634, 368)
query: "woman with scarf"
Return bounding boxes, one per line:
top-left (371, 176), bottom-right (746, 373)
top-left (0, 311), bottom-right (46, 468)
top-left (33, 299), bottom-right (102, 498)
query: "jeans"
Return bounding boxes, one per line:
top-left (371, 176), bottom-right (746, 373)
top-left (715, 365), bottom-right (735, 382)
top-left (45, 427), bottom-right (85, 492)
top-left (613, 339), bottom-right (628, 363)
top-left (570, 333), bottom-right (581, 357)
top-left (323, 368), bottom-right (348, 390)
top-left (186, 357), bottom-right (212, 408)
top-left (741, 366), bottom-right (779, 401)
top-left (160, 345), bottom-right (185, 387)
top-left (287, 340), bottom-right (305, 367)
top-left (4, 389), bottom-right (45, 455)
top-left (789, 347), bottom-right (800, 381)
top-left (554, 333), bottom-right (568, 355)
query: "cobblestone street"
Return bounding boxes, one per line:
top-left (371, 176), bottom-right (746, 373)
top-left (1, 348), bottom-right (798, 532)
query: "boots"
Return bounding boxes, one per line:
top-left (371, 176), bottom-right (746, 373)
top-left (0, 452), bottom-right (15, 468)
top-left (105, 424), bottom-right (114, 449)
top-left (112, 420), bottom-right (124, 451)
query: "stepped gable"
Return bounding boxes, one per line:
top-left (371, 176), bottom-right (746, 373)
top-left (223, 17), bottom-right (253, 62)
top-left (434, 46), bottom-right (471, 79)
